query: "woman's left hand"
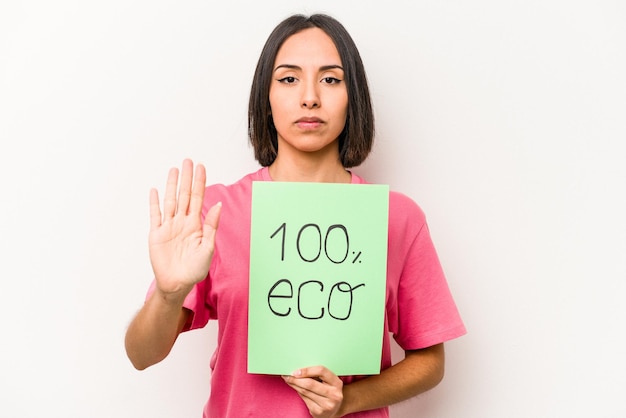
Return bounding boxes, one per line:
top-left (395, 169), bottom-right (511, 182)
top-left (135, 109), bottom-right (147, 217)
top-left (283, 366), bottom-right (344, 417)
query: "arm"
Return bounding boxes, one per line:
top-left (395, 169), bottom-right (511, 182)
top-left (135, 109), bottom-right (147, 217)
top-left (283, 343), bottom-right (445, 418)
top-left (124, 159), bottom-right (221, 370)
top-left (339, 343), bottom-right (445, 415)
top-left (124, 291), bottom-right (191, 370)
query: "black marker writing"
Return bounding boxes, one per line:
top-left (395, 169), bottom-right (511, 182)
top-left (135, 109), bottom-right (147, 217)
top-left (267, 278), bottom-right (365, 320)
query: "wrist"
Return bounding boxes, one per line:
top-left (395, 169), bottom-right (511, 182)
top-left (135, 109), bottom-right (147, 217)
top-left (335, 384), bottom-right (353, 417)
top-left (153, 283), bottom-right (192, 307)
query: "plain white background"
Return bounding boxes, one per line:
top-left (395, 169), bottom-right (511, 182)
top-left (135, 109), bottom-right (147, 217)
top-left (1, 1), bottom-right (625, 417)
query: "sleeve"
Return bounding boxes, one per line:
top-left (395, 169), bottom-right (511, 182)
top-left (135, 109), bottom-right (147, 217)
top-left (144, 276), bottom-right (212, 332)
top-left (390, 194), bottom-right (466, 349)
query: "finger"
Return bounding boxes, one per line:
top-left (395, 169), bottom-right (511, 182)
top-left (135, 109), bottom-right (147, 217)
top-left (149, 188), bottom-right (162, 230)
top-left (283, 376), bottom-right (330, 396)
top-left (282, 377), bottom-right (322, 405)
top-left (204, 202), bottom-right (222, 233)
top-left (202, 202), bottom-right (222, 248)
top-left (163, 167), bottom-right (179, 220)
top-left (188, 163), bottom-right (207, 216)
top-left (177, 159), bottom-right (194, 215)
top-left (283, 375), bottom-right (322, 396)
top-left (283, 369), bottom-right (341, 398)
top-left (292, 366), bottom-right (342, 387)
top-left (283, 376), bottom-right (341, 415)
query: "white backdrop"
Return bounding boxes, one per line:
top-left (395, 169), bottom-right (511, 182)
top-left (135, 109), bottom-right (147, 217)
top-left (1, 1), bottom-right (625, 417)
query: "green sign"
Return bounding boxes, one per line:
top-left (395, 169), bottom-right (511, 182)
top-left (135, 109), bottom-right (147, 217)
top-left (248, 181), bottom-right (389, 376)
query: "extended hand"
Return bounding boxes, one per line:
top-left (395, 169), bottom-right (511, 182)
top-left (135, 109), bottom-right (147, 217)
top-left (148, 159), bottom-right (222, 298)
top-left (283, 366), bottom-right (344, 417)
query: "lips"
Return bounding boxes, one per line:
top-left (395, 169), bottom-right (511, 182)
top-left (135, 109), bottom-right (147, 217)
top-left (296, 117), bottom-right (323, 129)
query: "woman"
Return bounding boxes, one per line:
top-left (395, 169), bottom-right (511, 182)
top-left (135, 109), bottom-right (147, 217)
top-left (125, 13), bottom-right (466, 417)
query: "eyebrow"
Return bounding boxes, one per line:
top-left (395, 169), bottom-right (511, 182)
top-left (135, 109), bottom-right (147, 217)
top-left (273, 64), bottom-right (344, 73)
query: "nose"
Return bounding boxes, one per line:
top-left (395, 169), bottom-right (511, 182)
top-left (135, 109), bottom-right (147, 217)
top-left (301, 80), bottom-right (320, 109)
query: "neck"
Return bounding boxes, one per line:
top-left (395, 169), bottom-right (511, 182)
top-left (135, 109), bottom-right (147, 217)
top-left (268, 155), bottom-right (351, 183)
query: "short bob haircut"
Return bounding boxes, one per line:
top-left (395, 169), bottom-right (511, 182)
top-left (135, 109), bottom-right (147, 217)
top-left (248, 14), bottom-right (374, 168)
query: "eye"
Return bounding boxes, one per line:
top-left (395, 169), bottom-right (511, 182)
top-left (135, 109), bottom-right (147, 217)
top-left (277, 76), bottom-right (297, 84)
top-left (322, 77), bottom-right (342, 85)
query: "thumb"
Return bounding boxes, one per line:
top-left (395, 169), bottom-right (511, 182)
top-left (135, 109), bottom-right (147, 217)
top-left (203, 201), bottom-right (222, 241)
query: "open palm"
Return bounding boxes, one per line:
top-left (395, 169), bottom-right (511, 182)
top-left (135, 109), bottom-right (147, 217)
top-left (148, 159), bottom-right (221, 296)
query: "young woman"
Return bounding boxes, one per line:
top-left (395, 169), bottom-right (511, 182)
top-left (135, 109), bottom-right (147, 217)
top-left (125, 13), bottom-right (466, 418)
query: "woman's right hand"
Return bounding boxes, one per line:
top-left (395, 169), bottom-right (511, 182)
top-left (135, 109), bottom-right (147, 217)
top-left (148, 159), bottom-right (222, 300)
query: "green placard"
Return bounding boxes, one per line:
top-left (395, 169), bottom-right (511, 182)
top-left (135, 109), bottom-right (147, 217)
top-left (248, 181), bottom-right (389, 376)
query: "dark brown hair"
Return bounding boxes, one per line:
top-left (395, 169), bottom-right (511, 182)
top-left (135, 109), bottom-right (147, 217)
top-left (248, 14), bottom-right (374, 168)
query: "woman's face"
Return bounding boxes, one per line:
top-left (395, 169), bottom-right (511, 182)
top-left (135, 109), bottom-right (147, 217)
top-left (269, 27), bottom-right (348, 161)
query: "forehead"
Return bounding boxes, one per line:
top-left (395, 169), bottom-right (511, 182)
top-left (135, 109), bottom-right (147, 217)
top-left (274, 27), bottom-right (342, 66)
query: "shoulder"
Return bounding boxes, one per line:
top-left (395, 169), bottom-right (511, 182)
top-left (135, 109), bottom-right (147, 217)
top-left (351, 173), bottom-right (424, 216)
top-left (389, 190), bottom-right (425, 218)
top-left (388, 190), bottom-right (427, 234)
top-left (202, 168), bottom-right (265, 212)
top-left (205, 169), bottom-right (265, 199)
top-left (352, 171), bottom-right (427, 233)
